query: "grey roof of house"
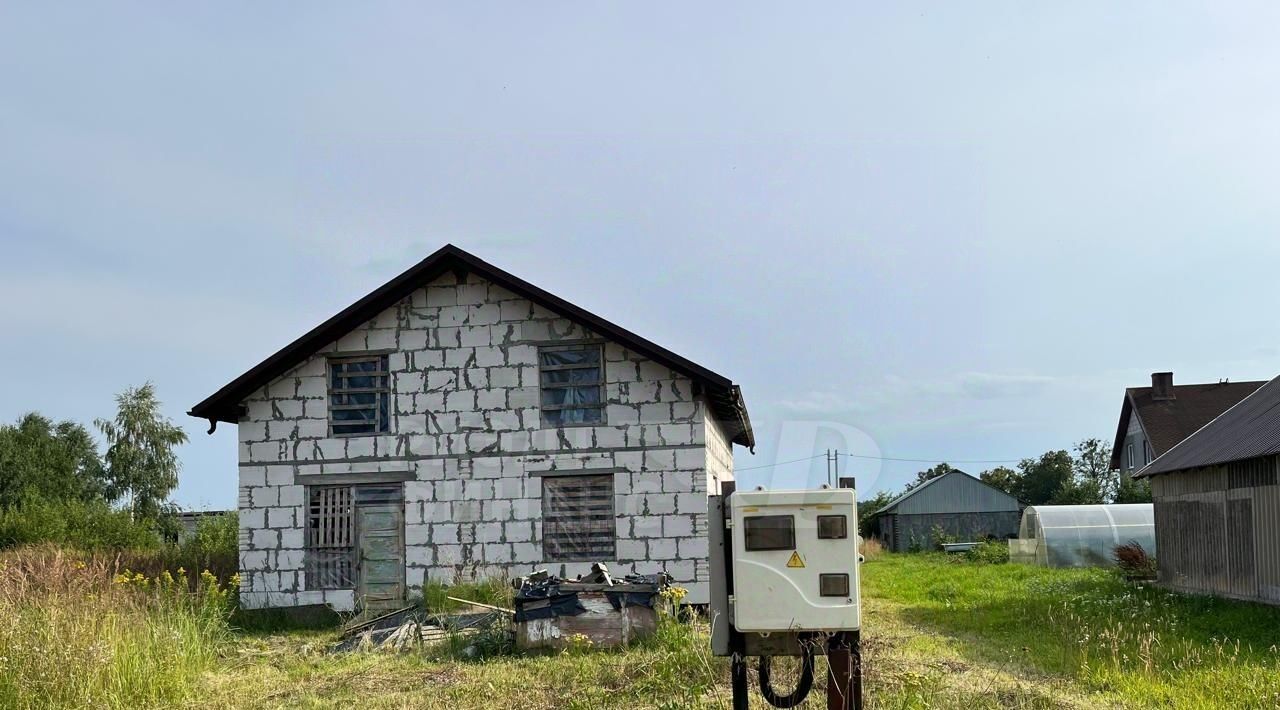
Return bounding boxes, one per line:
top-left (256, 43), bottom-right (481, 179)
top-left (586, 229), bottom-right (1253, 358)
top-left (1136, 374), bottom-right (1280, 478)
top-left (870, 469), bottom-right (1021, 516)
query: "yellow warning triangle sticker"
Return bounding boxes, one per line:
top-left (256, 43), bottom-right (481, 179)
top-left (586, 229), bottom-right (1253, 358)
top-left (786, 551), bottom-right (805, 568)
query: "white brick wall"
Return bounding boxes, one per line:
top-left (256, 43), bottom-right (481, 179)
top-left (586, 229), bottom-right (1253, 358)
top-left (235, 271), bottom-right (738, 609)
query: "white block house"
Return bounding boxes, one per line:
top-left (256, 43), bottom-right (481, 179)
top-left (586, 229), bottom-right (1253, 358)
top-left (189, 245), bottom-right (753, 610)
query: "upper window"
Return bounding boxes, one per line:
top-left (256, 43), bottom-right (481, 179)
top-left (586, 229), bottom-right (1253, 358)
top-left (327, 354), bottom-right (390, 435)
top-left (1126, 444), bottom-right (1134, 470)
top-left (1143, 441), bottom-right (1152, 465)
top-left (539, 345), bottom-right (604, 426)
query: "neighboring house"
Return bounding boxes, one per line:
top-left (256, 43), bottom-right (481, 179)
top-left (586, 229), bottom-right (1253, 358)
top-left (1110, 372), bottom-right (1264, 477)
top-left (867, 470), bottom-right (1021, 552)
top-left (170, 510), bottom-right (231, 544)
top-left (188, 245), bottom-right (753, 611)
top-left (1135, 374), bottom-right (1280, 605)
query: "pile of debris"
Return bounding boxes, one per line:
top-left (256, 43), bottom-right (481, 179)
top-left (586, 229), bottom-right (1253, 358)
top-left (333, 563), bottom-right (668, 653)
top-left (513, 564), bottom-right (669, 650)
top-left (334, 604), bottom-right (509, 653)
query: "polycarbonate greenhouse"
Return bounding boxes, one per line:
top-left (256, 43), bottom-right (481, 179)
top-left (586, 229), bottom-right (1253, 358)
top-left (1008, 504), bottom-right (1155, 567)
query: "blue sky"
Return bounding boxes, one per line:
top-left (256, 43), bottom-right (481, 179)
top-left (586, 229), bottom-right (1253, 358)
top-left (3, 3), bottom-right (1279, 509)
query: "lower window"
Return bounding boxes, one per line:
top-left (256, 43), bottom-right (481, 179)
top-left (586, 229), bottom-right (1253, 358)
top-left (542, 474), bottom-right (616, 561)
top-left (306, 486), bottom-right (355, 589)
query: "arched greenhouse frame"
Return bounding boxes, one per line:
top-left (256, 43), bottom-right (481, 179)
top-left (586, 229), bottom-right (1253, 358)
top-left (1009, 504), bottom-right (1155, 567)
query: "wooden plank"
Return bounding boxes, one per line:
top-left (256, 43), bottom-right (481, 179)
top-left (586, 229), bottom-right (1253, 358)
top-left (445, 596), bottom-right (515, 614)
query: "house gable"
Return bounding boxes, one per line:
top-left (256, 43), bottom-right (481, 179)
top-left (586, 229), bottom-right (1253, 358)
top-left (190, 244), bottom-right (752, 448)
top-left (234, 269), bottom-right (717, 465)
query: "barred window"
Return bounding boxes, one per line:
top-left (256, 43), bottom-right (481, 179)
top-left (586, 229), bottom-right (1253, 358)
top-left (542, 474), bottom-right (616, 561)
top-left (539, 345), bottom-right (604, 426)
top-left (306, 486), bottom-right (354, 589)
top-left (328, 354), bottom-right (390, 435)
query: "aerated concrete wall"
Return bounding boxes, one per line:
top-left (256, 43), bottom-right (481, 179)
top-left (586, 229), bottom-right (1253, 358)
top-left (235, 271), bottom-right (735, 609)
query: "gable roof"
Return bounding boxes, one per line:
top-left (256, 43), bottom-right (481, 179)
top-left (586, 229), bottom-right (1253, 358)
top-left (1136, 374), bottom-right (1280, 478)
top-left (1109, 379), bottom-right (1265, 469)
top-left (870, 469), bottom-right (1019, 516)
top-left (188, 244), bottom-right (754, 448)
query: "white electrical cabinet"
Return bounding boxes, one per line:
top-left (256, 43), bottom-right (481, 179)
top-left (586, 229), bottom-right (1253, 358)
top-left (729, 488), bottom-right (860, 633)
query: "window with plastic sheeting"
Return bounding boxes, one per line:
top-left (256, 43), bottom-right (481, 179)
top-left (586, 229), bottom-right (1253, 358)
top-left (541, 474), bottom-right (616, 561)
top-left (538, 344), bottom-right (605, 426)
top-left (327, 354), bottom-right (390, 435)
top-left (306, 486), bottom-right (355, 589)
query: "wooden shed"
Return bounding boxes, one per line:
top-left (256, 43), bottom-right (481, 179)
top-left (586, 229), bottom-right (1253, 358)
top-left (1136, 374), bottom-right (1280, 605)
top-left (868, 470), bottom-right (1022, 552)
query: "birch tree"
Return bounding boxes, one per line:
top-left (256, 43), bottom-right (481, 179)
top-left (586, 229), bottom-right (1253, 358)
top-left (96, 383), bottom-right (188, 521)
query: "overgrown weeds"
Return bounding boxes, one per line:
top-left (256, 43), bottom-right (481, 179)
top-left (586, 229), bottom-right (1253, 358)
top-left (960, 539), bottom-right (1010, 564)
top-left (1113, 540), bottom-right (1157, 579)
top-left (421, 577), bottom-right (513, 613)
top-left (0, 545), bottom-right (236, 709)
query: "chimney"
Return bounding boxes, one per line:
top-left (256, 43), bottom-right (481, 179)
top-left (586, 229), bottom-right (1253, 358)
top-left (1151, 372), bottom-right (1175, 401)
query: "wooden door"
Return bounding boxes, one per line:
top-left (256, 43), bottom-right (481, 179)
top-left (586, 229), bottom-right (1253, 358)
top-left (355, 485), bottom-right (405, 610)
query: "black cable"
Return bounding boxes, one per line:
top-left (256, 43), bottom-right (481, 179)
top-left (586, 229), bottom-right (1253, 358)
top-left (757, 649), bottom-right (815, 708)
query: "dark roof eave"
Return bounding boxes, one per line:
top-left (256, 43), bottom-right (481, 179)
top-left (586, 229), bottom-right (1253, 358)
top-left (189, 245), bottom-right (754, 447)
top-left (1109, 393), bottom-right (1134, 470)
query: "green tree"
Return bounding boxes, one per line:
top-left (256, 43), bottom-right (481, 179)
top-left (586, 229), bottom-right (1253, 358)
top-left (857, 488), bottom-right (897, 536)
top-left (904, 462), bottom-right (955, 491)
top-left (1072, 438), bottom-right (1115, 502)
top-left (0, 413), bottom-right (107, 508)
top-left (1051, 476), bottom-right (1104, 505)
top-left (1115, 475), bottom-right (1153, 503)
top-left (979, 466), bottom-right (1021, 497)
top-left (95, 383), bottom-right (188, 522)
top-left (1014, 450), bottom-right (1074, 506)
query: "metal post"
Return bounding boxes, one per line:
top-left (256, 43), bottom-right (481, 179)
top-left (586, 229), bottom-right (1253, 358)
top-left (852, 630), bottom-right (863, 710)
top-left (721, 481), bottom-right (749, 710)
top-left (826, 631), bottom-right (854, 710)
top-left (731, 652), bottom-right (750, 710)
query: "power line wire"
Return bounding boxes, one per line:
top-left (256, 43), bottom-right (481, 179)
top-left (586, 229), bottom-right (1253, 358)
top-left (844, 453), bottom-right (1022, 465)
top-left (733, 452), bottom-right (1023, 472)
top-left (733, 454), bottom-right (824, 472)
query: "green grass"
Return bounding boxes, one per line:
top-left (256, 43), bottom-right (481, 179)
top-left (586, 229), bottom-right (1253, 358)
top-left (862, 554), bottom-right (1280, 708)
top-left (11, 546), bottom-right (1280, 708)
top-left (202, 607), bottom-right (730, 709)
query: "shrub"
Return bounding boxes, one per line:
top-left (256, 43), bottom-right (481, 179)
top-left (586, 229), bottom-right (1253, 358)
top-left (0, 499), bottom-right (161, 551)
top-left (1113, 540), bottom-right (1157, 578)
top-left (929, 524), bottom-right (957, 550)
top-left (961, 539), bottom-right (1009, 564)
top-left (168, 512), bottom-right (238, 582)
top-left (859, 536), bottom-right (884, 560)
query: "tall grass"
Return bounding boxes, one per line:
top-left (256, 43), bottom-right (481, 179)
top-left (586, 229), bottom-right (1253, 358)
top-left (0, 545), bottom-right (236, 709)
top-left (865, 553), bottom-right (1280, 708)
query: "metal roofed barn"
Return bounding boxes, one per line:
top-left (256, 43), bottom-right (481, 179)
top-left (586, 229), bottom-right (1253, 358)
top-left (866, 470), bottom-right (1021, 552)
